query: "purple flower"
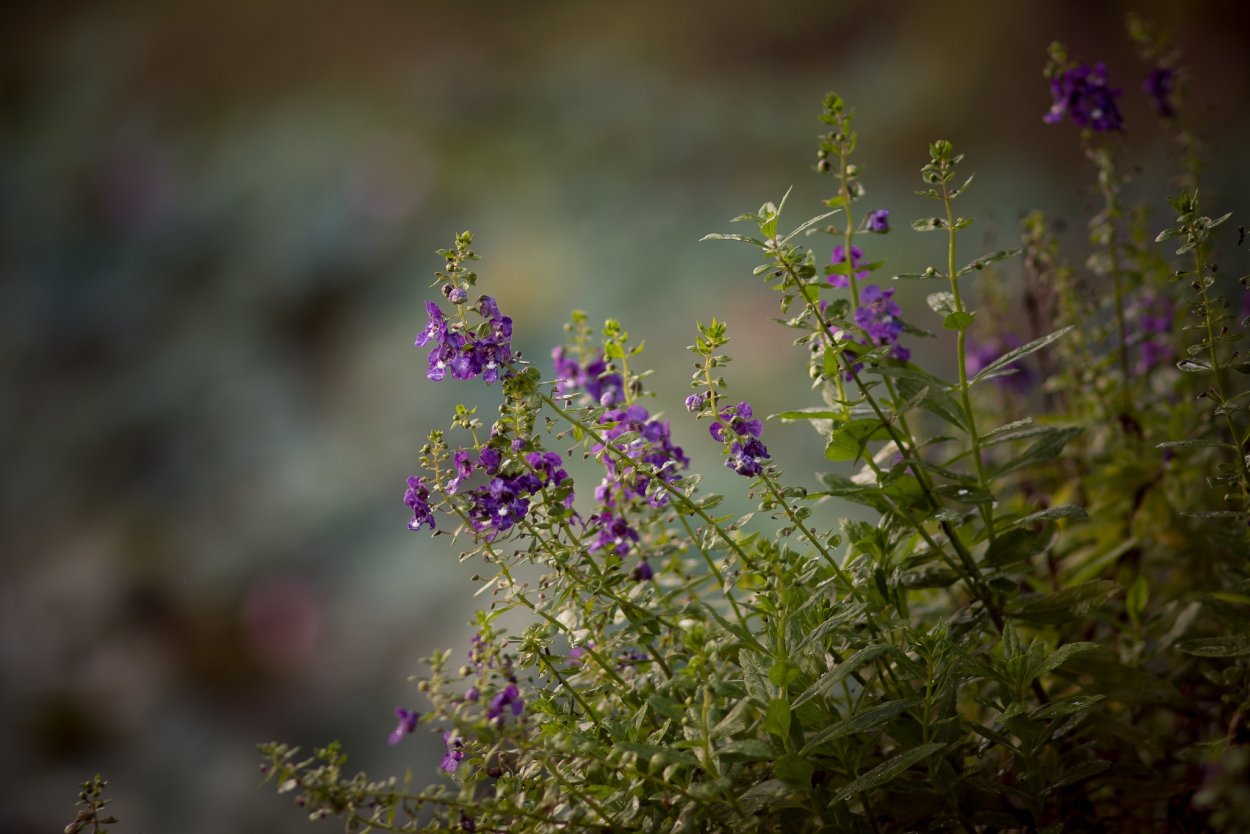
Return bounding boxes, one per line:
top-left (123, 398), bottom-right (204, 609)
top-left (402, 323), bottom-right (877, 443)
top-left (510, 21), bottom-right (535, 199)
top-left (1128, 292), bottom-right (1175, 375)
top-left (460, 811), bottom-right (476, 832)
top-left (830, 244), bottom-right (868, 288)
top-left (1044, 62), bottom-right (1124, 132)
top-left (854, 284), bottom-right (909, 361)
top-left (440, 731), bottom-right (465, 773)
top-left (684, 392), bottom-right (706, 413)
top-left (1144, 67), bottom-right (1176, 118)
top-left (726, 438), bottom-right (770, 477)
top-left (446, 449), bottom-right (475, 494)
top-left (632, 559), bottom-right (655, 581)
top-left (388, 707), bottom-right (420, 745)
top-left (465, 687), bottom-right (480, 702)
top-left (866, 209), bottom-right (890, 233)
top-left (487, 683), bottom-right (524, 723)
top-left (551, 348), bottom-right (624, 406)
top-left (415, 296), bottom-right (513, 384)
top-left (590, 511), bottom-right (641, 556)
top-left (404, 476), bottom-right (436, 531)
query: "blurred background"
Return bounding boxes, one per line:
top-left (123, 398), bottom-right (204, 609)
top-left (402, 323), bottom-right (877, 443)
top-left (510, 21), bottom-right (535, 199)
top-left (2, 1), bottom-right (1248, 830)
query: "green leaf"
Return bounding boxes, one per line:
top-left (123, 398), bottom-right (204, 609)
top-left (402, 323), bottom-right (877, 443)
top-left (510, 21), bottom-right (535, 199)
top-left (992, 427), bottom-right (1081, 479)
top-left (958, 248), bottom-right (1022, 275)
top-left (700, 232), bottom-right (766, 246)
top-left (911, 217), bottom-right (945, 232)
top-left (781, 209), bottom-right (842, 244)
top-left (1178, 635), bottom-right (1250, 657)
top-left (801, 698), bottom-right (923, 753)
top-left (1177, 358), bottom-right (1213, 373)
top-left (774, 754), bottom-right (817, 787)
top-left (944, 311), bottom-right (976, 331)
top-left (1031, 694), bottom-right (1105, 721)
top-left (1029, 641), bottom-right (1099, 680)
top-left (971, 326), bottom-right (1073, 385)
top-left (1008, 504), bottom-right (1088, 527)
top-left (927, 291), bottom-right (956, 316)
top-left (934, 483), bottom-right (994, 504)
top-left (763, 698), bottom-right (792, 737)
top-left (769, 659), bottom-right (803, 688)
top-left (1157, 438), bottom-right (1235, 450)
top-left (986, 527), bottom-right (1051, 566)
top-left (794, 645), bottom-right (891, 707)
top-left (739, 779), bottom-right (797, 814)
top-left (832, 743), bottom-right (945, 802)
top-left (1006, 580), bottom-right (1120, 625)
top-left (825, 418), bottom-right (890, 462)
top-left (718, 739), bottom-right (774, 762)
top-left (773, 409), bottom-right (843, 421)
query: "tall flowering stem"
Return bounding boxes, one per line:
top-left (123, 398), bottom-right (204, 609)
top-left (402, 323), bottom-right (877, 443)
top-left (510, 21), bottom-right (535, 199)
top-left (819, 93), bottom-right (864, 307)
top-left (923, 140), bottom-right (999, 541)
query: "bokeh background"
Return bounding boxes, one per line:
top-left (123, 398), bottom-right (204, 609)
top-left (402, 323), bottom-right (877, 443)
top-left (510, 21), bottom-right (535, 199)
top-left (3, 1), bottom-right (1248, 831)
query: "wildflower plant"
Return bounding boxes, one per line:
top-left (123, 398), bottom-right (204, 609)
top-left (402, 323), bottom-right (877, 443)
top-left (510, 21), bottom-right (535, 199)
top-left (224, 16), bottom-right (1250, 833)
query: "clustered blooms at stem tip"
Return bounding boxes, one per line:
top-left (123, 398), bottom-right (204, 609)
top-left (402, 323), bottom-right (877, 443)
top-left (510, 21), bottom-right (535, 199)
top-left (853, 284), bottom-right (910, 362)
top-left (554, 348), bottom-right (689, 580)
top-left (1044, 61), bottom-right (1124, 132)
top-left (415, 295), bottom-right (513, 384)
top-left (709, 401), bottom-right (770, 477)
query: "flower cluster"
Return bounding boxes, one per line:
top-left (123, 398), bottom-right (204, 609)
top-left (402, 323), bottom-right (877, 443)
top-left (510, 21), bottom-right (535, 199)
top-left (552, 348), bottom-right (624, 406)
top-left (415, 296), bottom-right (513, 384)
top-left (1143, 67), bottom-right (1176, 118)
top-left (387, 707), bottom-right (420, 746)
top-left (1044, 61), bottom-right (1124, 132)
top-left (709, 401), bottom-right (770, 477)
top-left (403, 476), bottom-right (436, 531)
top-left (854, 284), bottom-right (910, 361)
top-left (464, 448), bottom-right (570, 540)
top-left (829, 244), bottom-right (868, 288)
top-left (1128, 292), bottom-right (1175, 374)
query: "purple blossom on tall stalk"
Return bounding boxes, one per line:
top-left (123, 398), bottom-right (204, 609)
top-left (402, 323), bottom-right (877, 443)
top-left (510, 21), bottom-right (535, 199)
top-left (594, 404), bottom-right (689, 507)
top-left (709, 401), bottom-right (770, 477)
top-left (415, 296), bottom-right (513, 384)
top-left (404, 476), bottom-right (436, 531)
top-left (1128, 293), bottom-right (1175, 375)
top-left (866, 209), bottom-right (890, 233)
top-left (829, 244), bottom-right (868, 288)
top-left (1144, 67), bottom-right (1176, 118)
top-left (440, 731), bottom-right (465, 773)
top-left (552, 348), bottom-right (624, 406)
top-left (387, 708), bottom-right (420, 745)
top-left (854, 284), bottom-right (910, 361)
top-left (487, 683), bottom-right (524, 723)
top-left (1044, 62), bottom-right (1124, 132)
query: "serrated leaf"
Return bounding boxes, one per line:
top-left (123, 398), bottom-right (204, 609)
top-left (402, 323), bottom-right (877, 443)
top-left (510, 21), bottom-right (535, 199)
top-left (801, 698), bottom-right (923, 753)
top-left (794, 645), bottom-right (891, 707)
top-left (832, 743), bottom-right (945, 802)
